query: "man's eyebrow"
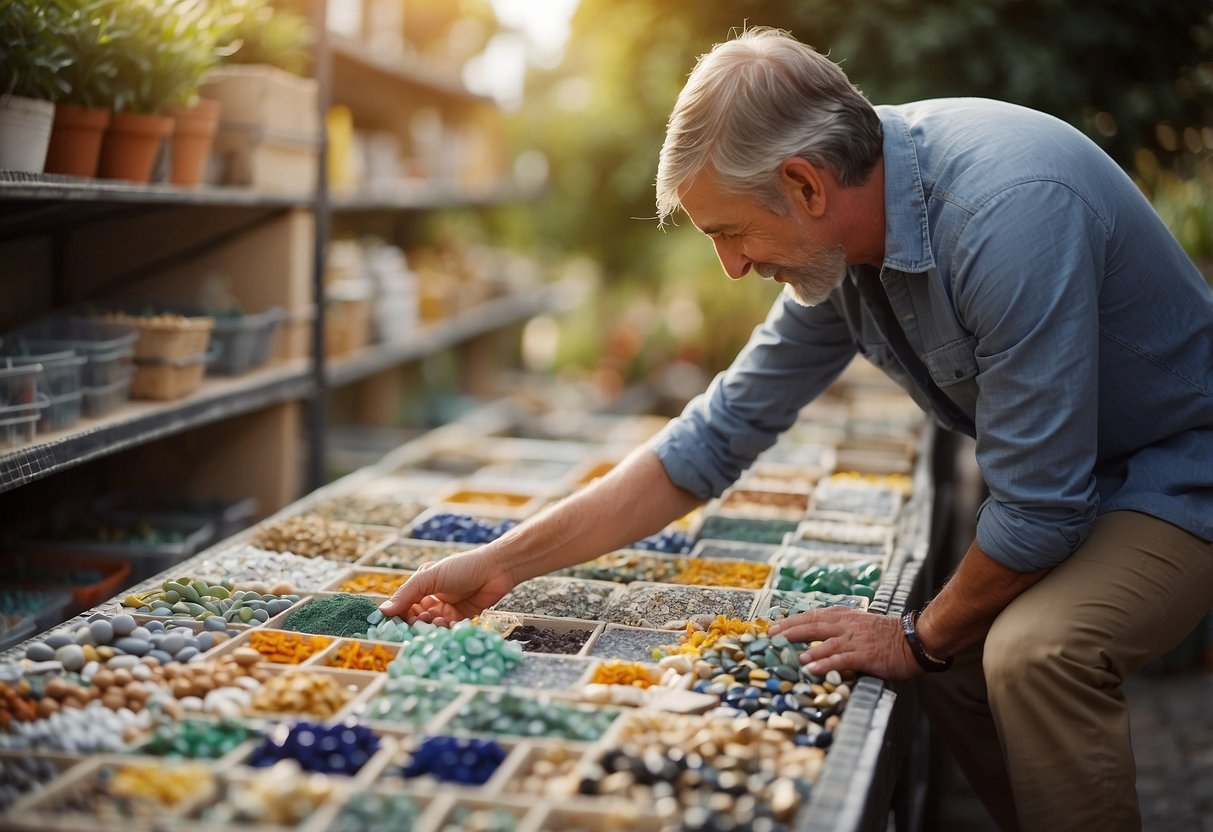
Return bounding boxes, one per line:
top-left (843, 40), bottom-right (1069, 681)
top-left (699, 223), bottom-right (737, 235)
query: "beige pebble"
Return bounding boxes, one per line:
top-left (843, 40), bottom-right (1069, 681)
top-left (232, 647), bottom-right (262, 667)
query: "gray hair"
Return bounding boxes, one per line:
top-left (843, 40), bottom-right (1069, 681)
top-left (655, 27), bottom-right (883, 223)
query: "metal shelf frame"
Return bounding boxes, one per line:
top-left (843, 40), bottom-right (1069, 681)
top-left (0, 363), bottom-right (313, 494)
top-left (328, 33), bottom-right (491, 102)
top-left (0, 0), bottom-right (567, 500)
top-left (326, 278), bottom-right (585, 387)
top-left (330, 181), bottom-right (542, 213)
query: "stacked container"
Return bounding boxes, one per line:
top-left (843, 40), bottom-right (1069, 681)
top-left (13, 317), bottom-right (138, 418)
top-left (106, 312), bottom-right (216, 401)
top-left (0, 361), bottom-right (44, 449)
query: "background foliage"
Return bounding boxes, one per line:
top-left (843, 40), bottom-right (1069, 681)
top-left (491, 1), bottom-right (1213, 398)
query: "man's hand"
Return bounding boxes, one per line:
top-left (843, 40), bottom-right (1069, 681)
top-left (378, 549), bottom-right (516, 626)
top-left (767, 606), bottom-right (922, 680)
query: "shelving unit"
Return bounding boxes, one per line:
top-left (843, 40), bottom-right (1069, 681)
top-left (0, 360), bottom-right (311, 493)
top-left (328, 33), bottom-right (488, 100)
top-left (0, 2), bottom-right (574, 576)
top-left (330, 181), bottom-right (538, 213)
top-left (327, 277), bottom-right (583, 388)
top-left (318, 1), bottom-right (543, 453)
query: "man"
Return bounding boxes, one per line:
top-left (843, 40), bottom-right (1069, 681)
top-left (381, 27), bottom-right (1213, 832)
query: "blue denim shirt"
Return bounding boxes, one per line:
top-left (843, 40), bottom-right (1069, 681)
top-left (652, 98), bottom-right (1213, 571)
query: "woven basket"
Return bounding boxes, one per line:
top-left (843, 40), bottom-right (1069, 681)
top-left (106, 314), bottom-right (215, 362)
top-left (130, 352), bottom-right (208, 400)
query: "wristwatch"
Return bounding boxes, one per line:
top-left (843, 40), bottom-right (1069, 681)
top-left (901, 610), bottom-right (953, 672)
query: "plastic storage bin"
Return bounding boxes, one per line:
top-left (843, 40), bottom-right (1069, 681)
top-left (94, 492), bottom-right (257, 547)
top-left (0, 553), bottom-right (133, 611)
top-left (0, 399), bottom-right (45, 450)
top-left (0, 348), bottom-right (85, 396)
top-left (38, 389), bottom-right (83, 432)
top-left (81, 364), bottom-right (135, 418)
top-left (0, 361), bottom-right (40, 408)
top-left (12, 513), bottom-right (217, 584)
top-left (13, 317), bottom-right (138, 387)
top-left (207, 306), bottom-right (285, 374)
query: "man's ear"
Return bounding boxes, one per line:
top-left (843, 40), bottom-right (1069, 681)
top-left (781, 157), bottom-right (828, 218)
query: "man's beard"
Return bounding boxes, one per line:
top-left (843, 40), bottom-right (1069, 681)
top-left (754, 242), bottom-right (848, 307)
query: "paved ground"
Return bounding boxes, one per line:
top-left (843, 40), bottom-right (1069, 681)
top-left (933, 662), bottom-right (1213, 831)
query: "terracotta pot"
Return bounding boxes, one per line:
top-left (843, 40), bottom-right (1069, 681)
top-left (167, 98), bottom-right (220, 186)
top-left (0, 94), bottom-right (56, 173)
top-left (44, 103), bottom-right (111, 177)
top-left (96, 110), bottom-right (174, 183)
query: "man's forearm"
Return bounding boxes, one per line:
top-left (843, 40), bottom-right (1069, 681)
top-left (491, 447), bottom-right (704, 585)
top-left (915, 538), bottom-right (1051, 658)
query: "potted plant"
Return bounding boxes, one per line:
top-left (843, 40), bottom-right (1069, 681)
top-left (0, 0), bottom-right (72, 173)
top-left (44, 0), bottom-right (124, 178)
top-left (201, 0), bottom-right (318, 191)
top-left (214, 0), bottom-right (312, 77)
top-left (98, 0), bottom-right (225, 184)
top-left (202, 0), bottom-right (316, 136)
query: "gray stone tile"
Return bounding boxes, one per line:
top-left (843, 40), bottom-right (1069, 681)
top-left (933, 668), bottom-right (1213, 830)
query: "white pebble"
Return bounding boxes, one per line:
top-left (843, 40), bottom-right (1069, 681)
top-left (658, 654), bottom-right (693, 674)
top-left (189, 546), bottom-right (344, 592)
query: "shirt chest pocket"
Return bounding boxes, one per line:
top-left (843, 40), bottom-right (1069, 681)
top-left (923, 336), bottom-right (979, 387)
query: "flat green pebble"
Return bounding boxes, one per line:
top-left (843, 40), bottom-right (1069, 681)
top-left (449, 691), bottom-right (617, 741)
top-left (331, 791), bottom-right (423, 832)
top-left (385, 620), bottom-right (521, 684)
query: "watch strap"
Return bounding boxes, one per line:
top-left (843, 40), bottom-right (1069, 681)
top-left (901, 610), bottom-right (953, 672)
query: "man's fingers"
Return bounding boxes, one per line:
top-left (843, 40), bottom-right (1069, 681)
top-left (799, 635), bottom-right (848, 663)
top-left (769, 605), bottom-right (850, 634)
top-left (800, 649), bottom-right (860, 675)
top-left (379, 568), bottom-right (436, 617)
top-left (770, 615), bottom-right (848, 645)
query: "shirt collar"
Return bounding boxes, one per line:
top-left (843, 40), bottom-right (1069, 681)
top-left (876, 106), bottom-right (935, 274)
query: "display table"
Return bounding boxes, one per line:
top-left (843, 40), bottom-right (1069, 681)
top-left (0, 366), bottom-right (940, 832)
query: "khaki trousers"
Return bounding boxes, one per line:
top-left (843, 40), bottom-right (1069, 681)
top-left (919, 511), bottom-right (1213, 832)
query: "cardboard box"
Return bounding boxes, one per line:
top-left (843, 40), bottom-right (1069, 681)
top-left (201, 64), bottom-right (320, 136)
top-left (274, 304), bottom-right (316, 361)
top-left (209, 126), bottom-right (320, 194)
top-left (325, 297), bottom-right (371, 357)
top-left (113, 401), bottom-right (305, 520)
top-left (69, 209), bottom-right (316, 319)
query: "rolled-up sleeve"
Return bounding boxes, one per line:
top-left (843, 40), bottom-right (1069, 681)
top-left (955, 181), bottom-right (1107, 571)
top-left (651, 289), bottom-right (857, 499)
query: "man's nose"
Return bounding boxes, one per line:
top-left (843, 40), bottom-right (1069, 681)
top-left (712, 238), bottom-right (751, 280)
